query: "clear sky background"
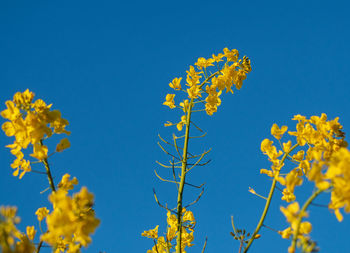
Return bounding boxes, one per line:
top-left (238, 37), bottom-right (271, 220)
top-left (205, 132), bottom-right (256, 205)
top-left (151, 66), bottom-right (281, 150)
top-left (1, 0), bottom-right (350, 252)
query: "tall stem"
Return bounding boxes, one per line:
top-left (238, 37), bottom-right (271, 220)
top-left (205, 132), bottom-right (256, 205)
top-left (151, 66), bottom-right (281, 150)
top-left (40, 140), bottom-right (56, 192)
top-left (244, 144), bottom-right (299, 252)
top-left (290, 188), bottom-right (325, 252)
top-left (176, 99), bottom-right (193, 253)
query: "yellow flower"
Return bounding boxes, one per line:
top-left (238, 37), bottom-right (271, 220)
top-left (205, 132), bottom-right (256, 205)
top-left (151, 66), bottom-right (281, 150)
top-left (260, 138), bottom-right (283, 165)
top-left (271, 124), bottom-right (288, 140)
top-left (211, 53), bottom-right (224, 63)
top-left (30, 143), bottom-right (48, 160)
top-left (56, 138), bottom-right (71, 152)
top-left (279, 227), bottom-right (292, 239)
top-left (280, 202), bottom-right (308, 230)
top-left (1, 101), bottom-right (20, 121)
top-left (186, 66), bottom-right (201, 87)
top-left (2, 90), bottom-right (71, 178)
top-left (169, 77), bottom-right (182, 90)
top-left (177, 115), bottom-right (187, 131)
top-left (2, 121), bottom-right (17, 137)
top-left (299, 222), bottom-right (312, 234)
top-left (195, 57), bottom-right (214, 69)
top-left (163, 94), bottom-right (176, 109)
top-left (223, 48), bottom-right (239, 62)
top-left (283, 140), bottom-right (292, 152)
top-left (58, 174), bottom-right (78, 192)
top-left (187, 85), bottom-right (202, 99)
top-left (205, 103), bottom-right (217, 116)
top-left (13, 89), bottom-right (34, 108)
top-left (281, 188), bottom-right (296, 203)
top-left (26, 226), bottom-right (36, 240)
top-left (141, 225), bottom-right (159, 239)
top-left (179, 99), bottom-right (190, 112)
top-left (164, 121), bottom-right (173, 127)
top-left (248, 187), bottom-right (256, 194)
top-left (43, 187), bottom-right (100, 249)
top-left (35, 207), bottom-right (49, 221)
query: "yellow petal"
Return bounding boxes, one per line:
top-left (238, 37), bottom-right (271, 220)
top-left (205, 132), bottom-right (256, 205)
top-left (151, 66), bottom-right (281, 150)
top-left (56, 138), bottom-right (71, 152)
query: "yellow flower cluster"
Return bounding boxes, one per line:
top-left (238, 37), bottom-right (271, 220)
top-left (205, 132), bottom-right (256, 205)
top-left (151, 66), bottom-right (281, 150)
top-left (261, 114), bottom-right (347, 204)
top-left (142, 209), bottom-right (195, 253)
top-left (0, 206), bottom-right (36, 253)
top-left (1, 89), bottom-right (70, 178)
top-left (279, 202), bottom-right (311, 239)
top-left (322, 148), bottom-right (350, 221)
top-left (259, 114), bottom-right (349, 252)
top-left (163, 48), bottom-right (252, 130)
top-left (39, 175), bottom-right (100, 253)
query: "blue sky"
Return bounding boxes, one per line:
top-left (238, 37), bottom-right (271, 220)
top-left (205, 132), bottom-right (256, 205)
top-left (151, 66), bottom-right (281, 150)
top-left (1, 0), bottom-right (350, 252)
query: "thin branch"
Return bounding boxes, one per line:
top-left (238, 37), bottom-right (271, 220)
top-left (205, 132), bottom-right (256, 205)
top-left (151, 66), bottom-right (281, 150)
top-left (189, 132), bottom-right (207, 139)
top-left (153, 188), bottom-right (177, 214)
top-left (171, 158), bottom-right (179, 190)
top-left (40, 140), bottom-right (56, 192)
top-left (36, 240), bottom-right (43, 253)
top-left (190, 120), bottom-right (204, 132)
top-left (156, 160), bottom-right (181, 169)
top-left (185, 182), bottom-right (205, 189)
top-left (158, 142), bottom-right (181, 161)
top-left (187, 149), bottom-right (211, 173)
top-left (153, 239), bottom-right (160, 253)
top-left (30, 169), bottom-right (47, 175)
top-left (201, 237), bottom-right (208, 253)
top-left (231, 216), bottom-right (239, 235)
top-left (154, 170), bottom-right (178, 184)
top-left (184, 187), bottom-right (205, 208)
top-left (186, 159), bottom-right (211, 166)
top-left (310, 202), bottom-right (329, 208)
top-left (191, 109), bottom-right (206, 113)
top-left (173, 134), bottom-right (183, 161)
top-left (262, 224), bottom-right (280, 233)
top-left (40, 187), bottom-right (50, 194)
top-left (158, 134), bottom-right (195, 157)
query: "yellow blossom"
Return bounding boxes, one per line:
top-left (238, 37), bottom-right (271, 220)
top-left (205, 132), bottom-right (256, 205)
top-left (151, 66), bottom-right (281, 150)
top-left (163, 94), bottom-right (176, 109)
top-left (187, 85), bottom-right (202, 99)
top-left (26, 226), bottom-right (36, 240)
top-left (35, 207), bottom-right (49, 221)
top-left (179, 99), bottom-right (190, 112)
top-left (13, 89), bottom-right (34, 108)
top-left (1, 90), bottom-right (71, 178)
top-left (260, 138), bottom-right (283, 165)
top-left (164, 121), bottom-right (173, 127)
top-left (223, 48), bottom-right (239, 62)
top-left (211, 53), bottom-right (224, 62)
top-left (30, 143), bottom-right (48, 160)
top-left (283, 140), bottom-right (292, 152)
top-left (56, 138), bottom-right (71, 152)
top-left (58, 174), bottom-right (78, 192)
top-left (141, 225), bottom-right (159, 239)
top-left (169, 77), bottom-right (182, 90)
top-left (42, 187), bottom-right (100, 249)
top-left (271, 124), bottom-right (288, 140)
top-left (279, 227), bottom-right (292, 239)
top-left (195, 57), bottom-right (214, 69)
top-left (1, 101), bottom-right (20, 121)
top-left (177, 115), bottom-right (187, 131)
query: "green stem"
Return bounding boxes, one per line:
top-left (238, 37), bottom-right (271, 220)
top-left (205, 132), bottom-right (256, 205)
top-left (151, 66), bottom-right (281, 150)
top-left (42, 158), bottom-right (56, 192)
top-left (36, 240), bottom-right (43, 253)
top-left (40, 140), bottom-right (56, 192)
top-left (244, 143), bottom-right (299, 253)
top-left (290, 188), bottom-right (325, 252)
top-left (176, 99), bottom-right (193, 253)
